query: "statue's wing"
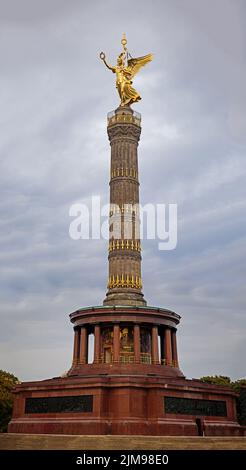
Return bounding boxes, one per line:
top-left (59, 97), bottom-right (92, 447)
top-left (127, 54), bottom-right (153, 79)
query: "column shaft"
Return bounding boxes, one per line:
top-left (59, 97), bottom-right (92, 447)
top-left (79, 326), bottom-right (88, 364)
top-left (134, 324), bottom-right (140, 363)
top-left (151, 326), bottom-right (159, 364)
top-left (113, 324), bottom-right (120, 363)
top-left (171, 330), bottom-right (179, 367)
top-left (72, 329), bottom-right (80, 365)
top-left (94, 325), bottom-right (101, 364)
top-left (103, 107), bottom-right (146, 307)
top-left (164, 328), bottom-right (172, 366)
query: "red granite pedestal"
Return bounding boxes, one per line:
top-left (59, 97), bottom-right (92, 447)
top-left (8, 373), bottom-right (241, 436)
top-left (8, 306), bottom-right (242, 436)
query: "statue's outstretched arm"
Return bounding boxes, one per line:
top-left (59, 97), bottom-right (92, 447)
top-left (100, 52), bottom-right (115, 73)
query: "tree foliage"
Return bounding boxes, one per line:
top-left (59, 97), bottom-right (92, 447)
top-left (0, 369), bottom-right (20, 433)
top-left (200, 375), bottom-right (232, 387)
top-left (231, 379), bottom-right (246, 393)
top-left (199, 375), bottom-right (246, 392)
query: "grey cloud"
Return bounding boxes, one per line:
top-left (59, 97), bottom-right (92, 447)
top-left (0, 1), bottom-right (75, 22)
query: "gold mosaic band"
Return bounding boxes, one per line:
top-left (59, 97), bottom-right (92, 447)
top-left (111, 167), bottom-right (138, 179)
top-left (108, 239), bottom-right (141, 252)
top-left (107, 274), bottom-right (142, 289)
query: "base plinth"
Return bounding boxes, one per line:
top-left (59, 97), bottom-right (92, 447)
top-left (8, 373), bottom-right (242, 436)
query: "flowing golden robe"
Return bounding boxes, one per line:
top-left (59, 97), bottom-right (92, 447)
top-left (102, 53), bottom-right (153, 107)
top-left (113, 66), bottom-right (141, 107)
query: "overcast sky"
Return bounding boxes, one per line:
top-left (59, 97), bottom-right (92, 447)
top-left (0, 0), bottom-right (245, 382)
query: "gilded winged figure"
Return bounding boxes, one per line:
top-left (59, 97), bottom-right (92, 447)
top-left (100, 35), bottom-right (152, 107)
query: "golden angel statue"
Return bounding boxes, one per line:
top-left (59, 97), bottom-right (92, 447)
top-left (100, 34), bottom-right (153, 107)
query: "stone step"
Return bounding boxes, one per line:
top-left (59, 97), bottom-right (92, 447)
top-left (0, 434), bottom-right (246, 450)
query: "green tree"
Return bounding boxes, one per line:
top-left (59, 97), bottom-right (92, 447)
top-left (199, 375), bottom-right (232, 387)
top-left (0, 369), bottom-right (20, 432)
top-left (199, 375), bottom-right (246, 392)
top-left (231, 379), bottom-right (246, 393)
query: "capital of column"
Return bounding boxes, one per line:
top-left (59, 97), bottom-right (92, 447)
top-left (107, 107), bottom-right (141, 143)
top-left (107, 124), bottom-right (141, 143)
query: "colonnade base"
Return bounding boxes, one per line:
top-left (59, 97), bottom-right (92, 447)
top-left (69, 305), bottom-right (181, 371)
